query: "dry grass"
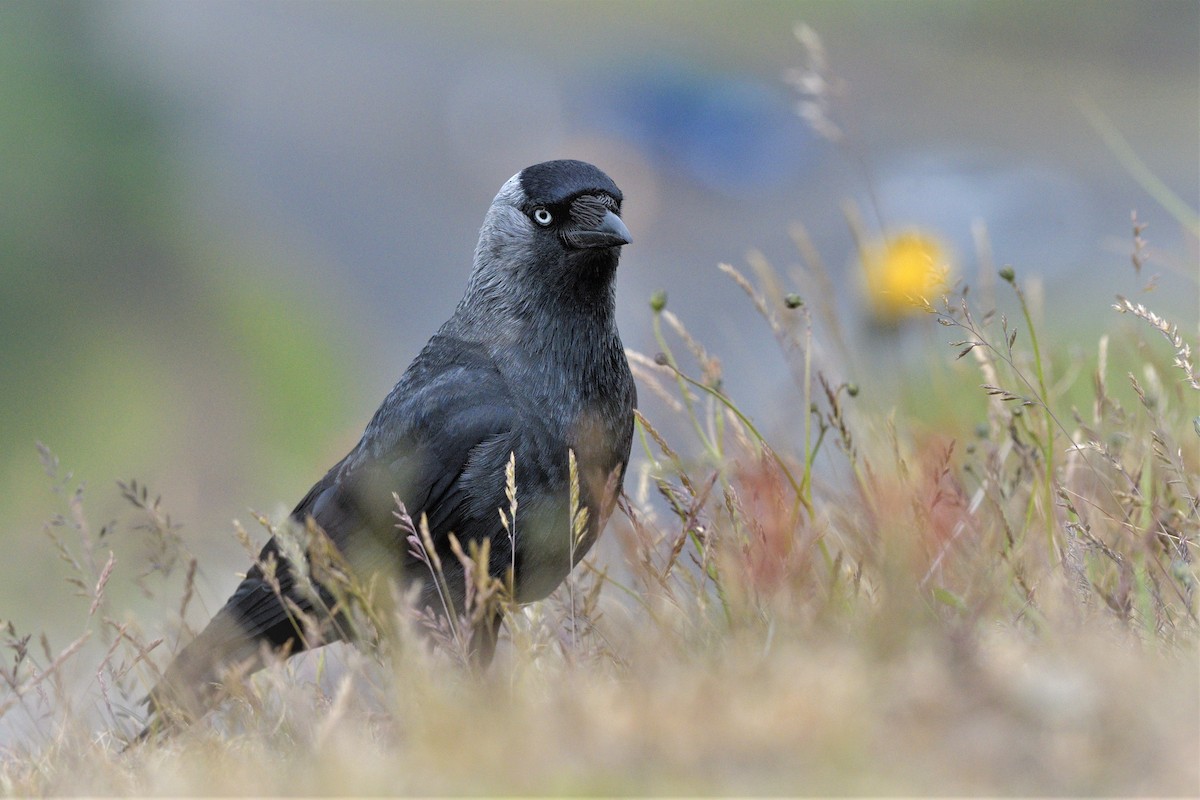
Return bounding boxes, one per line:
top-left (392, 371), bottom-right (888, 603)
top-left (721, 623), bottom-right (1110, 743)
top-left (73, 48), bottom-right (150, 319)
top-left (2, 225), bottom-right (1196, 795)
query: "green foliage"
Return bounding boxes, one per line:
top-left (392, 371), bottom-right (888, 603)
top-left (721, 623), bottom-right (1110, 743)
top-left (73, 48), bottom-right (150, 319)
top-left (0, 4), bottom-right (358, 591)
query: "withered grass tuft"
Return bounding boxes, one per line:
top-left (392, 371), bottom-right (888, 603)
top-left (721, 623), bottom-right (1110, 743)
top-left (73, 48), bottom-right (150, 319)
top-left (3, 212), bottom-right (1196, 794)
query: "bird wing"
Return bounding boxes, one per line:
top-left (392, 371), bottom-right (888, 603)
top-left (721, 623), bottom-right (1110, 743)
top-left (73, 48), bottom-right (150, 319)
top-left (147, 344), bottom-right (527, 723)
top-left (224, 346), bottom-right (524, 646)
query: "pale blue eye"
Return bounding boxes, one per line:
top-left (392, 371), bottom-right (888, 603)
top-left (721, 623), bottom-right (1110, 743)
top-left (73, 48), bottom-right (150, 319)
top-left (532, 207), bottom-right (553, 226)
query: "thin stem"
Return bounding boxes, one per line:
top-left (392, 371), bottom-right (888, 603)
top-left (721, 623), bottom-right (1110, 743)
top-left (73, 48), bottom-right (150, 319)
top-left (1014, 282), bottom-right (1057, 560)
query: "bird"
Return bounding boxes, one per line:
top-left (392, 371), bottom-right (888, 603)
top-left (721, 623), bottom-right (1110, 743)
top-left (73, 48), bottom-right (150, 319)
top-left (143, 159), bottom-right (636, 732)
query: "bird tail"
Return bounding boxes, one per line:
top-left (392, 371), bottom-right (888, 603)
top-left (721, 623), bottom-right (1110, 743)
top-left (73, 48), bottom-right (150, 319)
top-left (131, 535), bottom-right (348, 745)
top-left (135, 608), bottom-right (264, 741)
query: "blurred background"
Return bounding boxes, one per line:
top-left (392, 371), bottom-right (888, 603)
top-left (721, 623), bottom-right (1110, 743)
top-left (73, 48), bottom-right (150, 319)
top-left (1, 0), bottom-right (1196, 691)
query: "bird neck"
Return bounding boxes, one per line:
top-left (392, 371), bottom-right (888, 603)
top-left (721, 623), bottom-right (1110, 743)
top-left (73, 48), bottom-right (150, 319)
top-left (459, 247), bottom-right (620, 337)
top-left (452, 255), bottom-right (624, 413)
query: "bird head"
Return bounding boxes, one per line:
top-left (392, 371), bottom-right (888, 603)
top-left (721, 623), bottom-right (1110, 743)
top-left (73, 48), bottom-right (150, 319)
top-left (512, 159), bottom-right (630, 251)
top-left (468, 160), bottom-right (631, 306)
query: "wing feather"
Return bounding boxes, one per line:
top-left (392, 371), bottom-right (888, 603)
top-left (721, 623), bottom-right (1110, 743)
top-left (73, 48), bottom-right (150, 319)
top-left (148, 347), bottom-right (527, 722)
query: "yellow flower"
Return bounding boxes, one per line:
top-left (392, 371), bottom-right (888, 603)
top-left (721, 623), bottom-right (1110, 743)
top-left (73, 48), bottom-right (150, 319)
top-left (860, 231), bottom-right (952, 324)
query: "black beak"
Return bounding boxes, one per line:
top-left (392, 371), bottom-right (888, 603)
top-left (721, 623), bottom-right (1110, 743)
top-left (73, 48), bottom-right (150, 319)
top-left (563, 210), bottom-right (632, 250)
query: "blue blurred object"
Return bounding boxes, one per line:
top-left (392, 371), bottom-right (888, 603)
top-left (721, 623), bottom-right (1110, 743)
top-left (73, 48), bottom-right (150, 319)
top-left (599, 61), bottom-right (822, 196)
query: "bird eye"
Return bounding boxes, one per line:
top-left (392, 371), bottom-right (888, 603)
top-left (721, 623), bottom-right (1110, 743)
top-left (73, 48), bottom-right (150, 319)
top-left (532, 207), bottom-right (553, 226)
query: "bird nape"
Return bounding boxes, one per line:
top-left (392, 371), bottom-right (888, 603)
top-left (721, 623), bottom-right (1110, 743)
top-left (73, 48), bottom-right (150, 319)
top-left (139, 159), bottom-right (636, 739)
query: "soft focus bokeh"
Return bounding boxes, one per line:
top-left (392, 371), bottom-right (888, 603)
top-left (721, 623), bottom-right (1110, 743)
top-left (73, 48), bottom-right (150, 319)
top-left (2, 0), bottom-right (1197, 766)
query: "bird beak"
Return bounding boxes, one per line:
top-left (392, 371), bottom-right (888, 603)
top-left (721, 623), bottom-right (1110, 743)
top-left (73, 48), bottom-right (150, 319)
top-left (565, 210), bottom-right (632, 250)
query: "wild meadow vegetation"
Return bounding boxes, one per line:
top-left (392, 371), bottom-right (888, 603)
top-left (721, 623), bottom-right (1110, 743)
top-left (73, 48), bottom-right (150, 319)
top-left (2, 212), bottom-right (1196, 794)
top-left (3, 27), bottom-right (1197, 798)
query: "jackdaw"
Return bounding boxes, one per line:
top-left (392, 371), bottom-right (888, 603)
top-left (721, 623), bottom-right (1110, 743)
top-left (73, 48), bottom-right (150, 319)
top-left (145, 159), bottom-right (636, 729)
